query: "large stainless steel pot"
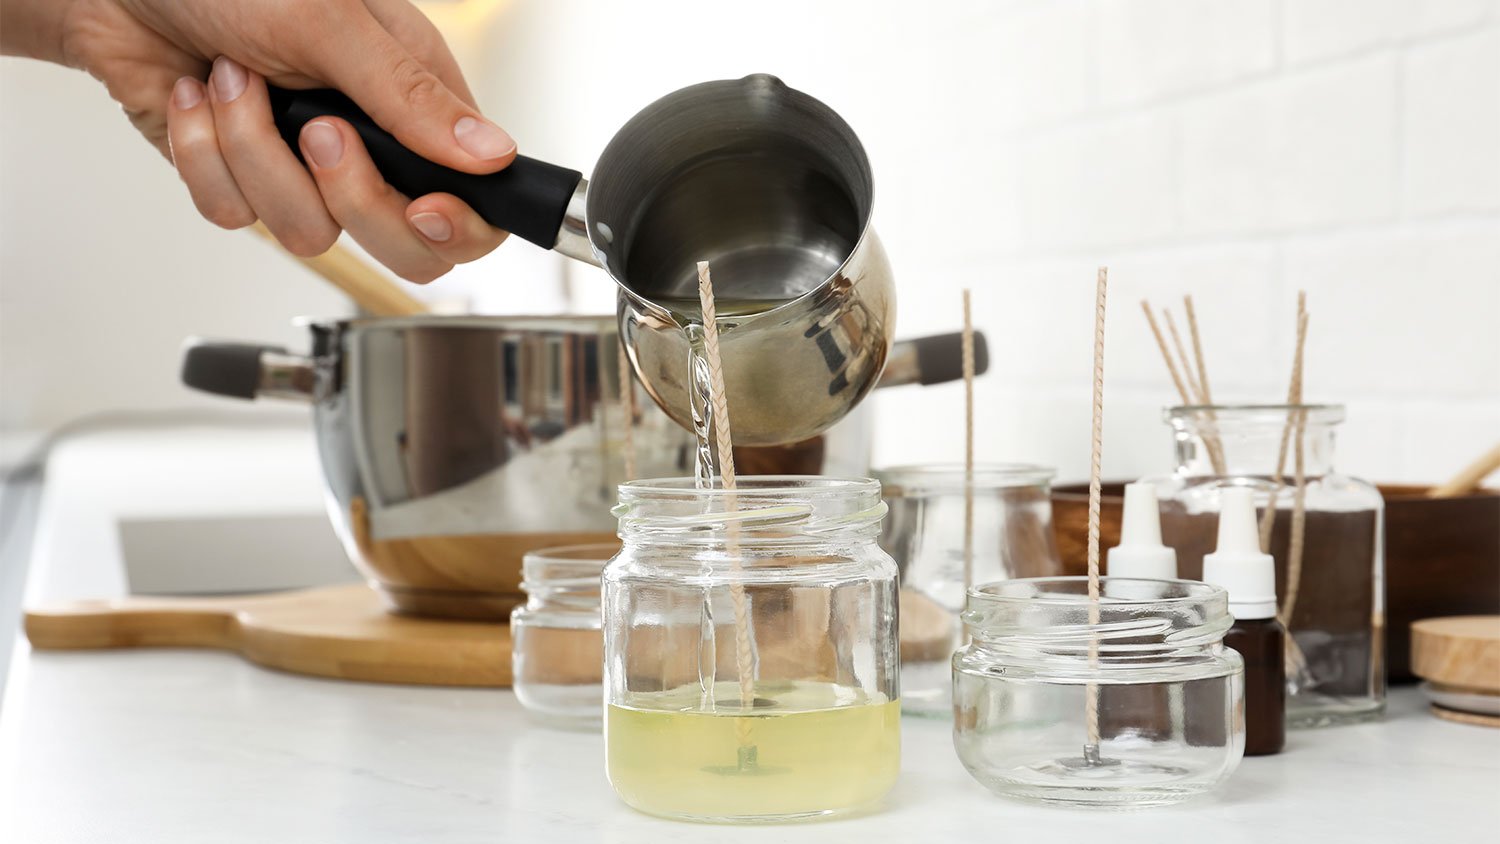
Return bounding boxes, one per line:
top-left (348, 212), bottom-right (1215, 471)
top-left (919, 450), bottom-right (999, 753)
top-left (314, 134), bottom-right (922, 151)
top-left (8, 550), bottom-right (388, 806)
top-left (269, 75), bottom-right (894, 445)
top-left (182, 317), bottom-right (986, 619)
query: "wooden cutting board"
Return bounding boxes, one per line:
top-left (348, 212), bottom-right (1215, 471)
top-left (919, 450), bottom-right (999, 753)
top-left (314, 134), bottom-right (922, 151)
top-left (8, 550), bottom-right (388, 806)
top-left (24, 584), bottom-right (514, 687)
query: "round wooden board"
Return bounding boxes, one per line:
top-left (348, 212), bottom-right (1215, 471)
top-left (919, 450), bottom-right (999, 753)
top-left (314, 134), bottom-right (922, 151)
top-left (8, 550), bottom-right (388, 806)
top-left (1411, 615), bottom-right (1500, 694)
top-left (1431, 704), bottom-right (1500, 729)
top-left (24, 584), bottom-right (520, 687)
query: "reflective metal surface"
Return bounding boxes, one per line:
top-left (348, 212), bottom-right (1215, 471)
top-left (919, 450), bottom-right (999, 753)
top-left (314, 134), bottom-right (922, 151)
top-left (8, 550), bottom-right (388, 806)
top-left (181, 319), bottom-right (977, 619)
top-left (571, 75), bottom-right (896, 445)
top-left (303, 315), bottom-right (693, 617)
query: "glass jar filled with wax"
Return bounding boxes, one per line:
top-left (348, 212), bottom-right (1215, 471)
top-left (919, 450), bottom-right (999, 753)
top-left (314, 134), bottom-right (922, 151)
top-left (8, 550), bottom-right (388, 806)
top-left (1154, 405), bottom-right (1384, 727)
top-left (877, 464), bottom-right (1063, 717)
top-left (603, 477), bottom-right (900, 823)
top-left (953, 577), bottom-right (1245, 808)
top-left (510, 543), bottom-right (618, 727)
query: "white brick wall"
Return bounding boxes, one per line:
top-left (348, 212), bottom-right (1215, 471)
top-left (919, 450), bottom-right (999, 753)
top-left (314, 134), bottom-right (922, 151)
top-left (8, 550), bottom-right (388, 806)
top-left (3, 0), bottom-right (1496, 488)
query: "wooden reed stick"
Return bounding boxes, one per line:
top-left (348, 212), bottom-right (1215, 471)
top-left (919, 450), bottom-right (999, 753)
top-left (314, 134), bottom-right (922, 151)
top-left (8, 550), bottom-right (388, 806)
top-left (1183, 296), bottom-right (1228, 474)
top-left (1259, 294), bottom-right (1309, 551)
top-left (1144, 302), bottom-right (1225, 474)
top-left (1164, 310), bottom-right (1203, 401)
top-left (1142, 302), bottom-right (1194, 407)
top-left (1085, 268), bottom-right (1108, 754)
top-left (696, 262), bottom-right (756, 723)
top-left (617, 339), bottom-right (637, 481)
top-left (1282, 402), bottom-right (1309, 629)
top-left (1428, 441), bottom-right (1500, 498)
top-left (962, 289), bottom-right (976, 591)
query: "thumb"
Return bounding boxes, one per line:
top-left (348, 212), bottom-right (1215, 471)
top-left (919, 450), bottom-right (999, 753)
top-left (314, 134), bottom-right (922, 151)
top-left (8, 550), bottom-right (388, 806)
top-left (314, 15), bottom-right (514, 175)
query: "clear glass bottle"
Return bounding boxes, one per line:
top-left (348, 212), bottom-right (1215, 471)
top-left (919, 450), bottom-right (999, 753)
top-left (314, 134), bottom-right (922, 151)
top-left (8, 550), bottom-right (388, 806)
top-left (1154, 405), bottom-right (1385, 727)
top-left (953, 577), bottom-right (1245, 808)
top-left (877, 464), bottom-right (1062, 717)
top-left (510, 543), bottom-right (617, 728)
top-left (603, 477), bottom-right (900, 823)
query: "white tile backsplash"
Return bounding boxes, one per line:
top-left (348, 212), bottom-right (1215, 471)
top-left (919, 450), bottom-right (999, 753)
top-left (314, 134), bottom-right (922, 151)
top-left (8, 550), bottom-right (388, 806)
top-left (1402, 30), bottom-right (1500, 216)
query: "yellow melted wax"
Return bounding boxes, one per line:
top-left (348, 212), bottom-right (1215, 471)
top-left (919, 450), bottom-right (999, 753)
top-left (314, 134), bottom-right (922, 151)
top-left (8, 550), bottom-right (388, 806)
top-left (606, 681), bottom-right (901, 821)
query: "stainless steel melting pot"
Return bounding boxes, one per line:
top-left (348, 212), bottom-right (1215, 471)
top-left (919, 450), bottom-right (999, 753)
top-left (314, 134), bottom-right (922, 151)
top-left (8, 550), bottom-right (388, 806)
top-left (269, 74), bottom-right (892, 445)
top-left (182, 320), bottom-right (986, 618)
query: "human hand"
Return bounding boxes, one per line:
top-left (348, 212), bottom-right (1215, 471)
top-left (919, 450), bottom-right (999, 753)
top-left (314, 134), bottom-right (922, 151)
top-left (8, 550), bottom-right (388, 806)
top-left (19, 0), bottom-right (512, 281)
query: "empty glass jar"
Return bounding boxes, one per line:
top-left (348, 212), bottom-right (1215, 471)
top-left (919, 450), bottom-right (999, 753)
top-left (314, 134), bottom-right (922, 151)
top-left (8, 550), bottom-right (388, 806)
top-left (1153, 405), bottom-right (1385, 727)
top-left (877, 464), bottom-right (1062, 716)
top-left (953, 577), bottom-right (1245, 808)
top-left (510, 543), bottom-right (617, 728)
top-left (603, 477), bottom-right (900, 823)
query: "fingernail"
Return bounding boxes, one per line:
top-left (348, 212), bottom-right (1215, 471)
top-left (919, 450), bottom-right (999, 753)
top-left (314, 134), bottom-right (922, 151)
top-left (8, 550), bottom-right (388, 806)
top-left (172, 77), bottom-right (203, 110)
top-left (301, 121), bottom-right (343, 169)
top-left (409, 212), bottom-right (452, 242)
top-left (453, 116), bottom-right (515, 160)
top-left (211, 56), bottom-right (247, 103)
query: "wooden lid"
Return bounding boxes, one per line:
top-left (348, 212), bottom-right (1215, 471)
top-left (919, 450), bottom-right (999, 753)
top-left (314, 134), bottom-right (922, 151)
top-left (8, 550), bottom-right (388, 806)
top-left (1411, 615), bottom-right (1500, 693)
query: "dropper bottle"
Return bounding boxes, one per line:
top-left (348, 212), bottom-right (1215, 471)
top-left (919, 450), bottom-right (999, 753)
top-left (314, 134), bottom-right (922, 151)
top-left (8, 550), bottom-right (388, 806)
top-left (1202, 487), bottom-right (1286, 756)
top-left (1106, 482), bottom-right (1178, 579)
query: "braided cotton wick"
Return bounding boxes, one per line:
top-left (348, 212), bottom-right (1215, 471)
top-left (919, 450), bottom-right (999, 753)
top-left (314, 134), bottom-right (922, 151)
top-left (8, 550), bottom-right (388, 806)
top-left (1085, 268), bottom-right (1108, 751)
top-left (696, 262), bottom-right (756, 723)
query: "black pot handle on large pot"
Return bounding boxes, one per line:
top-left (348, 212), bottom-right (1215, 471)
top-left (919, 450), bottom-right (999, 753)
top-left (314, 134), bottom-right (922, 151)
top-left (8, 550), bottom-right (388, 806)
top-left (181, 338), bottom-right (316, 401)
top-left (267, 87), bottom-right (583, 251)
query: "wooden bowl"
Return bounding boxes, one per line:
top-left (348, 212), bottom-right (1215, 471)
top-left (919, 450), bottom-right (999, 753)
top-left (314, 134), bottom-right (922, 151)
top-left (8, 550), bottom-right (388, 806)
top-left (1051, 482), bottom-right (1500, 682)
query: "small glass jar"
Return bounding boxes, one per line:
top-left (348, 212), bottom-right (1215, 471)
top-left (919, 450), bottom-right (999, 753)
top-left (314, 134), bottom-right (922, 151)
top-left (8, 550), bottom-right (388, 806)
top-left (877, 464), bottom-right (1062, 717)
top-left (603, 477), bottom-right (900, 823)
top-left (1154, 405), bottom-right (1385, 727)
top-left (510, 544), bottom-right (617, 728)
top-left (953, 577), bottom-right (1245, 808)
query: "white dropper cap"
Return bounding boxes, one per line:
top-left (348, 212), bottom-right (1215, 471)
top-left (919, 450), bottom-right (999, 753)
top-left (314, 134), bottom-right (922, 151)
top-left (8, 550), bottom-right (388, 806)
top-left (1106, 482), bottom-right (1178, 580)
top-left (1201, 487), bottom-right (1278, 619)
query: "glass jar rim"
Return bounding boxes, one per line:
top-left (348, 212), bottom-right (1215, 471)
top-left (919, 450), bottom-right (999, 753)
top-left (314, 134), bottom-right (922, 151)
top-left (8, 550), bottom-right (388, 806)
top-left (615, 475), bottom-right (886, 544)
top-left (966, 575), bottom-right (1225, 608)
top-left (962, 576), bottom-right (1232, 651)
top-left (618, 475), bottom-right (880, 499)
top-left (876, 462), bottom-right (1055, 491)
top-left (521, 543), bottom-right (618, 592)
top-left (1165, 403), bottom-right (1345, 426)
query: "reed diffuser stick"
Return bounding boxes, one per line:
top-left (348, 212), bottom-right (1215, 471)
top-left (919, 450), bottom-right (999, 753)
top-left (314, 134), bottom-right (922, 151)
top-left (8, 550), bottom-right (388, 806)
top-left (1183, 295), bottom-right (1228, 474)
top-left (617, 339), bottom-right (638, 481)
top-left (1142, 302), bottom-right (1192, 405)
top-left (1144, 302), bottom-right (1225, 474)
top-left (1085, 268), bottom-right (1108, 759)
top-left (962, 289), bottom-right (976, 591)
top-left (1164, 310), bottom-right (1203, 401)
top-left (696, 262), bottom-right (757, 736)
top-left (1259, 294), bottom-right (1309, 551)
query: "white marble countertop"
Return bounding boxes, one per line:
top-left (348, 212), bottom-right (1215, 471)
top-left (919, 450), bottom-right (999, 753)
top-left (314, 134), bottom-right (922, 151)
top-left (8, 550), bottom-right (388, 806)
top-left (3, 428), bottom-right (1499, 842)
top-left (3, 648), bottom-right (1498, 843)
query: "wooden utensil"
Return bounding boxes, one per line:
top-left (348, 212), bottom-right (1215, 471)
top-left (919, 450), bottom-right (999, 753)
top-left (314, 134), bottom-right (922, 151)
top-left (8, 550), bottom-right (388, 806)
top-left (250, 222), bottom-right (428, 317)
top-left (1429, 442), bottom-right (1500, 498)
top-left (24, 584), bottom-right (519, 687)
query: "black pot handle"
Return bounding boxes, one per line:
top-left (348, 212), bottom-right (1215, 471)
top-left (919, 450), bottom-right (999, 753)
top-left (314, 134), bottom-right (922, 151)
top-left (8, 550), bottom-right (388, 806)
top-left (181, 339), bottom-right (314, 401)
top-left (267, 86), bottom-right (583, 249)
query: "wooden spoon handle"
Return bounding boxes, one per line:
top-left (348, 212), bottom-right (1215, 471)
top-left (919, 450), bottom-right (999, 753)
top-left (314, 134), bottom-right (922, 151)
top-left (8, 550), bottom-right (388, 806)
top-left (25, 596), bottom-right (241, 650)
top-left (250, 223), bottom-right (427, 317)
top-left (1429, 441), bottom-right (1500, 498)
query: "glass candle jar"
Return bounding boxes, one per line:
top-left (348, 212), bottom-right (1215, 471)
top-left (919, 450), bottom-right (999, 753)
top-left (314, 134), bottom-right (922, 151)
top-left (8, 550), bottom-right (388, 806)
top-left (877, 464), bottom-right (1062, 717)
top-left (603, 477), bottom-right (900, 823)
top-left (954, 577), bottom-right (1245, 808)
top-left (510, 543), bottom-right (617, 728)
top-left (1154, 405), bottom-right (1384, 727)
